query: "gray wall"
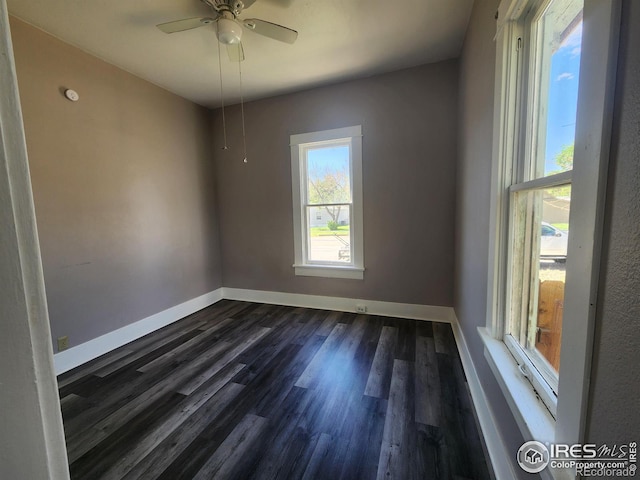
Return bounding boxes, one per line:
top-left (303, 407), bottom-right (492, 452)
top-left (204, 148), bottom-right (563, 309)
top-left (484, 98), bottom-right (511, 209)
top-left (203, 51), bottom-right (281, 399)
top-left (454, 1), bottom-right (532, 476)
top-left (455, 0), bottom-right (640, 475)
top-left (11, 18), bottom-right (223, 350)
top-left (213, 62), bottom-right (459, 306)
top-left (586, 0), bottom-right (640, 445)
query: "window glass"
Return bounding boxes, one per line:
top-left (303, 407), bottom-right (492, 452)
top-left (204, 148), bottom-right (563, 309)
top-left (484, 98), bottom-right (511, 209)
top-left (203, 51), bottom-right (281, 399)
top-left (304, 144), bottom-right (353, 265)
top-left (510, 185), bottom-right (571, 387)
top-left (306, 145), bottom-right (351, 204)
top-left (506, 0), bottom-right (582, 398)
top-left (307, 206), bottom-right (351, 263)
top-left (531, 1), bottom-right (582, 178)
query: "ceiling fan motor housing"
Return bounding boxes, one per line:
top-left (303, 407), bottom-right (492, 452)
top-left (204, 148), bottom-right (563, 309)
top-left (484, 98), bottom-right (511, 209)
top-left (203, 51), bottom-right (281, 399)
top-left (217, 13), bottom-right (243, 44)
top-left (201, 0), bottom-right (244, 16)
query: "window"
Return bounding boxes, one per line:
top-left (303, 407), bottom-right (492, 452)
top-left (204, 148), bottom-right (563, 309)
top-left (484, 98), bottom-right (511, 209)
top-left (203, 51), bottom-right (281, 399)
top-left (486, 0), bottom-right (619, 447)
top-left (290, 126), bottom-right (364, 279)
top-left (503, 0), bottom-right (583, 414)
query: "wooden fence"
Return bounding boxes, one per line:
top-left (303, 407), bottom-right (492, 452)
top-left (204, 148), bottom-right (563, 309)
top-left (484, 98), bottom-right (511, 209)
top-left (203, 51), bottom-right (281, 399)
top-left (535, 280), bottom-right (564, 371)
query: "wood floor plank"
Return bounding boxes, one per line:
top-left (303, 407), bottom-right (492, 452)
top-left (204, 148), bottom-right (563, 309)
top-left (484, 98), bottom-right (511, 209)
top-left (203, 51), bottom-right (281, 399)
top-left (415, 336), bottom-right (441, 427)
top-left (65, 372), bottom-right (162, 460)
top-left (453, 355), bottom-right (491, 478)
top-left (192, 414), bottom-right (269, 480)
top-left (437, 351), bottom-right (482, 479)
top-left (314, 315), bottom-right (368, 392)
top-left (59, 305), bottom-right (214, 384)
top-left (250, 316), bottom-right (371, 477)
top-left (126, 300), bottom-right (251, 352)
top-left (376, 359), bottom-right (414, 480)
top-left (122, 382), bottom-right (245, 480)
top-left (69, 391), bottom-right (187, 480)
top-left (247, 386), bottom-right (316, 480)
top-left (315, 310), bottom-right (346, 336)
top-left (291, 309), bottom-right (333, 346)
top-left (304, 322), bottom-right (380, 447)
top-left (364, 326), bottom-right (398, 398)
top-left (416, 321), bottom-right (434, 338)
top-left (64, 329), bottom-right (224, 459)
top-left (60, 394), bottom-right (92, 422)
top-left (94, 359), bottom-right (239, 433)
top-left (268, 422), bottom-right (314, 480)
top-left (94, 329), bottom-right (204, 378)
top-left (233, 303), bottom-right (287, 331)
top-left (149, 349), bottom-right (306, 479)
top-left (93, 363), bottom-right (246, 480)
top-left (254, 304), bottom-right (298, 329)
top-left (136, 316), bottom-right (238, 372)
top-left (177, 326), bottom-right (271, 395)
top-left (250, 340), bottom-right (319, 419)
top-left (281, 431), bottom-right (324, 480)
top-left (57, 301), bottom-right (491, 480)
top-left (433, 322), bottom-right (455, 355)
top-left (57, 349), bottom-right (134, 389)
top-left (391, 318), bottom-right (417, 362)
top-left (91, 301), bottom-right (258, 379)
top-left (294, 322), bottom-right (348, 389)
top-left (338, 395), bottom-right (387, 480)
top-left (416, 423), bottom-right (449, 479)
top-left (233, 308), bottom-right (320, 380)
top-left (301, 433), bottom-right (332, 480)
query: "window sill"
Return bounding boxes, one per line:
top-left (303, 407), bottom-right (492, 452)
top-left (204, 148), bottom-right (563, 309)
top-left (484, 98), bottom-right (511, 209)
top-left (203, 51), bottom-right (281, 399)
top-left (293, 264), bottom-right (364, 279)
top-left (478, 327), bottom-right (556, 444)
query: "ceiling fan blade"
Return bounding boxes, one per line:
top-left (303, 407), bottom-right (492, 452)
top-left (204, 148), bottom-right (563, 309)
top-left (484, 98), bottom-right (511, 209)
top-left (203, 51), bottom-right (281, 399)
top-left (260, 0), bottom-right (295, 7)
top-left (242, 18), bottom-right (298, 44)
top-left (156, 17), bottom-right (216, 34)
top-left (242, 0), bottom-right (258, 8)
top-left (226, 42), bottom-right (245, 62)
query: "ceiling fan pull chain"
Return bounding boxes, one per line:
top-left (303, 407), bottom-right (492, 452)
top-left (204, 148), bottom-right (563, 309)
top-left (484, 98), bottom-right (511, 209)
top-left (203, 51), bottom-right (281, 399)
top-left (216, 24), bottom-right (230, 150)
top-left (238, 50), bottom-right (248, 163)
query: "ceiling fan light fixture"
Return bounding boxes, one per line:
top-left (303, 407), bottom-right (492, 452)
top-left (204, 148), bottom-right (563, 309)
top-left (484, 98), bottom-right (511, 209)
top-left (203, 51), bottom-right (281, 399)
top-left (217, 17), bottom-right (243, 44)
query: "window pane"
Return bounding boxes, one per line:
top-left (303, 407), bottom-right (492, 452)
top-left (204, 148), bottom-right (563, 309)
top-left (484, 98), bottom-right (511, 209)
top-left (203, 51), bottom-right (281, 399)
top-left (306, 206), bottom-right (351, 263)
top-left (306, 145), bottom-right (352, 204)
top-left (510, 185), bottom-right (571, 382)
top-left (535, 185), bottom-right (570, 374)
top-left (531, 0), bottom-right (583, 178)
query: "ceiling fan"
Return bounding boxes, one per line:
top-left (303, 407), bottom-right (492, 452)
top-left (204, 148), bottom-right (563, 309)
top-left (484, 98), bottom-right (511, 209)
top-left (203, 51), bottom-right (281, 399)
top-left (158, 1), bottom-right (298, 162)
top-left (156, 0), bottom-right (298, 61)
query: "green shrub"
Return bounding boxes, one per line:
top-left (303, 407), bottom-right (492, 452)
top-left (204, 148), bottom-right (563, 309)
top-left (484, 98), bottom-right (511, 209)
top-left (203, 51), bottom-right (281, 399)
top-left (327, 220), bottom-right (339, 231)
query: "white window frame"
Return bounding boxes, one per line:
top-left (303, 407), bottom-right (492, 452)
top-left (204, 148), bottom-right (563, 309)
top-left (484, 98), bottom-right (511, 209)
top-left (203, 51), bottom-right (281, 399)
top-left (483, 0), bottom-right (620, 460)
top-left (290, 125), bottom-right (364, 280)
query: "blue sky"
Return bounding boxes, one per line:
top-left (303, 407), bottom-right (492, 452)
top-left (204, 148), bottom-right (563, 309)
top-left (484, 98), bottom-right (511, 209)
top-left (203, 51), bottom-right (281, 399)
top-left (544, 22), bottom-right (582, 174)
top-left (307, 145), bottom-right (349, 179)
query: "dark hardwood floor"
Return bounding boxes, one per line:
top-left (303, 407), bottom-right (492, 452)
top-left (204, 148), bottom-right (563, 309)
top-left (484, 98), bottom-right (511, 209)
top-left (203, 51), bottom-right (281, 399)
top-left (57, 300), bottom-right (492, 480)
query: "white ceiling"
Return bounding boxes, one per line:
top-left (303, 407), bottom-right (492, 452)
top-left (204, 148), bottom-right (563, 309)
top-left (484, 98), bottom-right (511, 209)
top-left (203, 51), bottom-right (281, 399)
top-left (8, 0), bottom-right (473, 108)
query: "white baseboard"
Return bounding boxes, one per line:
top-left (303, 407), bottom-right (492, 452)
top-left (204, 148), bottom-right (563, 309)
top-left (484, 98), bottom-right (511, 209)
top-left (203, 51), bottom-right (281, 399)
top-left (54, 288), bottom-right (224, 375)
top-left (52, 286), bottom-right (509, 479)
top-left (54, 288), bottom-right (450, 376)
top-left (222, 287), bottom-right (455, 323)
top-left (450, 312), bottom-right (518, 480)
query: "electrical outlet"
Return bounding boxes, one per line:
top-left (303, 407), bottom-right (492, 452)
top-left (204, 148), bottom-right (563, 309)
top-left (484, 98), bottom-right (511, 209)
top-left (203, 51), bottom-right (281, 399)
top-left (57, 336), bottom-right (69, 352)
top-left (356, 304), bottom-right (367, 313)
